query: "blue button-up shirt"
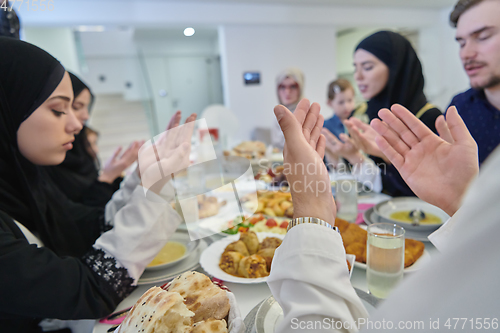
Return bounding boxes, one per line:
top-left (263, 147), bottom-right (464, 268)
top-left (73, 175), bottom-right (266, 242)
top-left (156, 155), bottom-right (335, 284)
top-left (449, 88), bottom-right (500, 165)
top-left (323, 114), bottom-right (346, 139)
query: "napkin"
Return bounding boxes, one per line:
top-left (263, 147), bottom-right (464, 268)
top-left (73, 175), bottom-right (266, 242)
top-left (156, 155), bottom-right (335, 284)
top-left (356, 203), bottom-right (375, 224)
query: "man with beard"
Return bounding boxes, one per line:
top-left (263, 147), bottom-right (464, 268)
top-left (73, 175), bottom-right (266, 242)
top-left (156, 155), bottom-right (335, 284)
top-left (449, 0), bottom-right (500, 165)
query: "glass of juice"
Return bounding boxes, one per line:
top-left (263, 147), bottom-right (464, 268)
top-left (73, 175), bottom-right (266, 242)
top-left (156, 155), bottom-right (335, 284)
top-left (366, 223), bottom-right (405, 299)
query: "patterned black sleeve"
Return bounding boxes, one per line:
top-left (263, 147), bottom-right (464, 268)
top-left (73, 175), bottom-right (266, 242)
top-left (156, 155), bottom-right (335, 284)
top-left (82, 248), bottom-right (136, 300)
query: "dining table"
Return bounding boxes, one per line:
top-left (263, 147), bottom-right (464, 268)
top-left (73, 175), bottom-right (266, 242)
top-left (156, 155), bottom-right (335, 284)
top-left (92, 192), bottom-right (439, 333)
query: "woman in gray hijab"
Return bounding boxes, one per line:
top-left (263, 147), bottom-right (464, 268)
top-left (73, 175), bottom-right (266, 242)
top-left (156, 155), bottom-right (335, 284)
top-left (271, 67), bottom-right (305, 149)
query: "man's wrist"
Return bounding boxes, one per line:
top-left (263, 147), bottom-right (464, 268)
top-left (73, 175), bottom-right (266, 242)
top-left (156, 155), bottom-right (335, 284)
top-left (292, 197), bottom-right (335, 227)
top-left (287, 217), bottom-right (339, 232)
top-left (441, 199), bottom-right (460, 217)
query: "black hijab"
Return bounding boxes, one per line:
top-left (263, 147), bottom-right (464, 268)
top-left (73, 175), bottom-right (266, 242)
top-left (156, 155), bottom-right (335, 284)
top-left (355, 31), bottom-right (428, 121)
top-left (0, 8), bottom-right (20, 39)
top-left (45, 73), bottom-right (99, 202)
top-left (0, 37), bottom-right (103, 256)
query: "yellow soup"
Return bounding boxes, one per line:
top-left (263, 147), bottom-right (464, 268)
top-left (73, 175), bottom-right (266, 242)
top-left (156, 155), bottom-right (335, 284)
top-left (389, 211), bottom-right (442, 225)
top-left (147, 242), bottom-right (186, 267)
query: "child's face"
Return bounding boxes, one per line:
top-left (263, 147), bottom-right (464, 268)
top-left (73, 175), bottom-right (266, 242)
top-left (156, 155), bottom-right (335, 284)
top-left (328, 88), bottom-right (355, 121)
top-left (87, 132), bottom-right (99, 156)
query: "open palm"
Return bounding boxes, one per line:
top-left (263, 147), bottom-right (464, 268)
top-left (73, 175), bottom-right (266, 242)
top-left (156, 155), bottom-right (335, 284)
top-left (322, 129), bottom-right (358, 157)
top-left (345, 117), bottom-right (387, 161)
top-left (275, 98), bottom-right (336, 224)
top-left (371, 104), bottom-right (478, 216)
top-left (138, 113), bottom-right (197, 194)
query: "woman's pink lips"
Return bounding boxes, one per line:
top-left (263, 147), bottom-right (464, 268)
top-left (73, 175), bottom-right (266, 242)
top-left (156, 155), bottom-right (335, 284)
top-left (63, 140), bottom-right (74, 150)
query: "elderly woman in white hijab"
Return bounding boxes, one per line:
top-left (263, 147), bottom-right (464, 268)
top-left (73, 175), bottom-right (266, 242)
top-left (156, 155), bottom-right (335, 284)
top-left (271, 67), bottom-right (305, 150)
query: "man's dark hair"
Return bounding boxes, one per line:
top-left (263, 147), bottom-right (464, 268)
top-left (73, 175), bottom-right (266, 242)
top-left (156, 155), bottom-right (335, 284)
top-left (450, 0), bottom-right (486, 27)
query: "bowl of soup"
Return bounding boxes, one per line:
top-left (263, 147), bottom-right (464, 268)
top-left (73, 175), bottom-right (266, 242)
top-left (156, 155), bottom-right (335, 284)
top-left (373, 197), bottom-right (449, 231)
top-left (145, 231), bottom-right (201, 271)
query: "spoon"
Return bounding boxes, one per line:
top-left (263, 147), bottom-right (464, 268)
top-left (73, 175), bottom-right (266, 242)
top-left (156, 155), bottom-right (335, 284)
top-left (409, 209), bottom-right (425, 226)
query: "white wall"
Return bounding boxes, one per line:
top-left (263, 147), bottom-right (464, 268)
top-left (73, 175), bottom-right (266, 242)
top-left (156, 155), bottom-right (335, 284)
top-left (19, 1), bottom-right (468, 138)
top-left (219, 24), bottom-right (337, 141)
top-left (78, 30), bottom-right (146, 102)
top-left (418, 7), bottom-right (469, 110)
top-left (23, 27), bottom-right (80, 74)
top-left (337, 28), bottom-right (383, 76)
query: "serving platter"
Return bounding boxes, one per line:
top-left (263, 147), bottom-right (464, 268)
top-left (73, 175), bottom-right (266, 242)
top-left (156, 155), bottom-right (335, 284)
top-left (199, 232), bottom-right (285, 284)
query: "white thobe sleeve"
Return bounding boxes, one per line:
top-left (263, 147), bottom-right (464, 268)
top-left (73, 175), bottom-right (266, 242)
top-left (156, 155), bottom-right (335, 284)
top-left (104, 171), bottom-right (177, 225)
top-left (267, 223), bottom-right (369, 333)
top-left (427, 216), bottom-right (455, 252)
top-left (95, 185), bottom-right (182, 283)
top-left (104, 171), bottom-right (141, 223)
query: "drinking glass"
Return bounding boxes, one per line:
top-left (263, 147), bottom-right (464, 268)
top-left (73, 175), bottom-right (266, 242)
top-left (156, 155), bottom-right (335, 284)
top-left (335, 176), bottom-right (358, 222)
top-left (366, 223), bottom-right (405, 299)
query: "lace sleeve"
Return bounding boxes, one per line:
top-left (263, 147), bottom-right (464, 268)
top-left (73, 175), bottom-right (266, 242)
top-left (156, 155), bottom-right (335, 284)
top-left (82, 248), bottom-right (136, 300)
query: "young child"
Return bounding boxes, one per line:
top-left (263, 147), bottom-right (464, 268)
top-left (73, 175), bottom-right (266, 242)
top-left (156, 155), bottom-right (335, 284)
top-left (323, 79), bottom-right (356, 139)
top-left (322, 80), bottom-right (382, 192)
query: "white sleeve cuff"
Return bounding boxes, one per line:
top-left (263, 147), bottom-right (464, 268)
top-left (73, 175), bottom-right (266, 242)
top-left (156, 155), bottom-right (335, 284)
top-left (268, 223), bottom-right (368, 333)
top-left (105, 171), bottom-right (142, 223)
top-left (428, 214), bottom-right (457, 253)
top-left (95, 185), bottom-right (182, 283)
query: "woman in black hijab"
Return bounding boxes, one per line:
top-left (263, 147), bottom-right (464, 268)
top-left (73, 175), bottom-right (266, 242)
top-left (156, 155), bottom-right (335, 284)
top-left (45, 73), bottom-right (140, 206)
top-left (348, 31), bottom-right (442, 196)
top-left (0, 37), bottom-right (188, 332)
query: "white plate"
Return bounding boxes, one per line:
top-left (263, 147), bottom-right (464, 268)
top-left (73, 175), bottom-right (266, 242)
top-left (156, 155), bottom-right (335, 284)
top-left (353, 249), bottom-right (431, 273)
top-left (137, 238), bottom-right (209, 285)
top-left (145, 232), bottom-right (201, 271)
top-left (199, 232), bottom-right (285, 284)
top-left (254, 291), bottom-right (379, 333)
top-left (373, 197), bottom-right (448, 231)
top-left (364, 207), bottom-right (432, 242)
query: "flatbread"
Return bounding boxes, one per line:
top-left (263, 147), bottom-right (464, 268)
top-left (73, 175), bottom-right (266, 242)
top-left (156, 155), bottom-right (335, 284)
top-left (198, 195), bottom-right (227, 219)
top-left (192, 319), bottom-right (228, 333)
top-left (166, 271), bottom-right (230, 323)
top-left (116, 287), bottom-right (193, 333)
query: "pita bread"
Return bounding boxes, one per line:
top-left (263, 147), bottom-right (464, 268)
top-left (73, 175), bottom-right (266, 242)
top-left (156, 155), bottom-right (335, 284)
top-left (192, 319), bottom-right (228, 333)
top-left (116, 287), bottom-right (193, 333)
top-left (198, 195), bottom-right (227, 219)
top-left (166, 271), bottom-right (230, 323)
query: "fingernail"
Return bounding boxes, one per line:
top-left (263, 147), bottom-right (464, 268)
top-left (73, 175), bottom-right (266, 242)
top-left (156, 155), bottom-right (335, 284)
top-left (274, 107), bottom-right (284, 121)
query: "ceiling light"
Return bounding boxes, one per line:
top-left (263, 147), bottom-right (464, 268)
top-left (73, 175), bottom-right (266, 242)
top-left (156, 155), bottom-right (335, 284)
top-left (184, 27), bottom-right (195, 37)
top-left (75, 26), bottom-right (106, 32)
